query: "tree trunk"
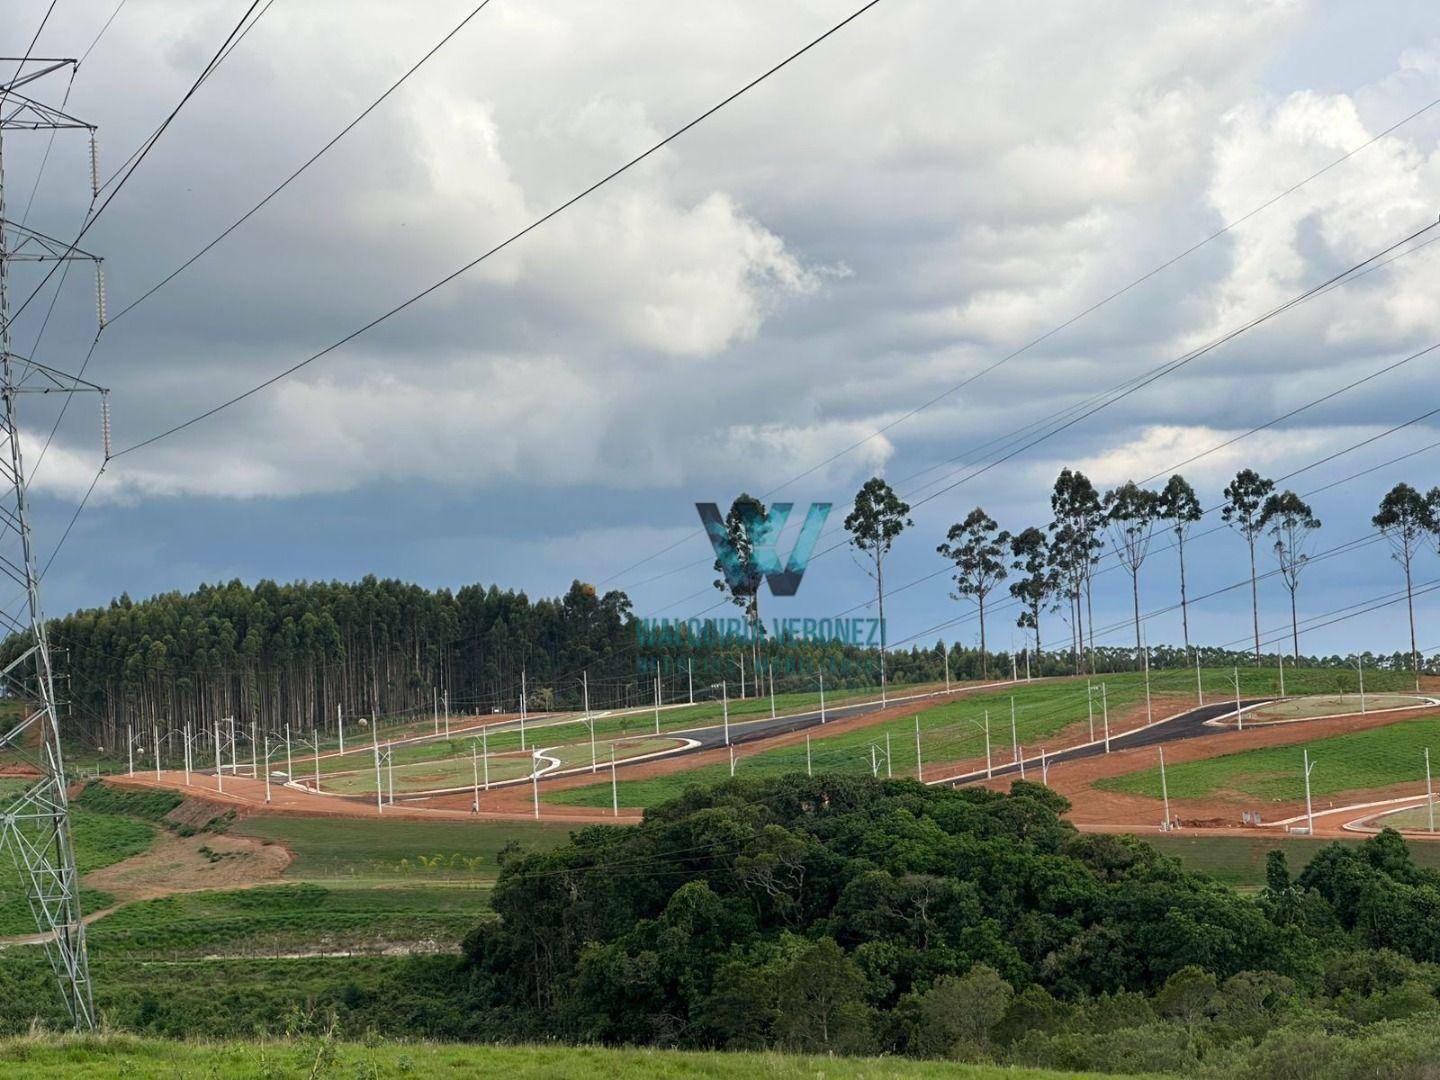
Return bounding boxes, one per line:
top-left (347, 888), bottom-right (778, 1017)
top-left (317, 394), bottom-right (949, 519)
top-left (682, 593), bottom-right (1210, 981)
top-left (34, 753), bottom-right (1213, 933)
top-left (1177, 531), bottom-right (1190, 652)
top-left (1131, 569), bottom-right (1142, 665)
top-left (1405, 556), bottom-right (1419, 691)
top-left (1247, 537), bottom-right (1261, 663)
top-left (978, 592), bottom-right (988, 680)
top-left (1084, 577), bottom-right (1095, 675)
top-left (1289, 585), bottom-right (1299, 660)
top-left (876, 552), bottom-right (887, 699)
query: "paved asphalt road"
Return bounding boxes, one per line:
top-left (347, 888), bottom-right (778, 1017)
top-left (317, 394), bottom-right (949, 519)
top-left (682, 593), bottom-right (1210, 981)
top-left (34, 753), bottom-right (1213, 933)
top-left (668, 683), bottom-right (973, 753)
top-left (934, 698), bottom-right (1273, 786)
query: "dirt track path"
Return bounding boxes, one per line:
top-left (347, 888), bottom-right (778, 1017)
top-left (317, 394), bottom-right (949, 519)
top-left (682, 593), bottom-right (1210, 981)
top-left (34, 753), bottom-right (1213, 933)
top-left (0, 825), bottom-right (293, 948)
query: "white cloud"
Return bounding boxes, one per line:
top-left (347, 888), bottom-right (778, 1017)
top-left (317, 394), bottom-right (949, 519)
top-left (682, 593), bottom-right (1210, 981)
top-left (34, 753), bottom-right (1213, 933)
top-left (1064, 423), bottom-right (1346, 490)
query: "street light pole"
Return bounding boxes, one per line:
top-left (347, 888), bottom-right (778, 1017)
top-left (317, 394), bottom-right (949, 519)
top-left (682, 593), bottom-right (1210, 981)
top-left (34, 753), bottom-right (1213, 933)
top-left (470, 741), bottom-right (480, 813)
top-left (984, 710), bottom-right (993, 780)
top-left (1101, 684), bottom-right (1111, 752)
top-left (371, 722), bottom-right (383, 815)
top-left (1233, 667), bottom-right (1243, 732)
top-left (1010, 697), bottom-right (1019, 767)
top-left (722, 680), bottom-right (730, 746)
top-left (914, 715), bottom-right (923, 782)
top-left (1159, 746), bottom-right (1170, 831)
top-left (1427, 747), bottom-right (1435, 834)
top-left (1303, 749), bottom-right (1316, 835)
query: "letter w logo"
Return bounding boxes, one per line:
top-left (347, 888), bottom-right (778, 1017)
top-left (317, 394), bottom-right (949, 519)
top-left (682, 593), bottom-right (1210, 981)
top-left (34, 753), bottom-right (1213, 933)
top-left (696, 501), bottom-right (832, 597)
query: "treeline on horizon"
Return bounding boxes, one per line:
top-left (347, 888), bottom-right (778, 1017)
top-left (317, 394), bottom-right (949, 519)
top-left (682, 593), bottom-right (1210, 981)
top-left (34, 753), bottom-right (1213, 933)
top-left (0, 573), bottom-right (1430, 750)
top-left (712, 472), bottom-right (1440, 688)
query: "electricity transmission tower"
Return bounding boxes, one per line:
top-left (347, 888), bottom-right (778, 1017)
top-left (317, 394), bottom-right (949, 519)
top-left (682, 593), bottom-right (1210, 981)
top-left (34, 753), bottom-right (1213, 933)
top-left (0, 57), bottom-right (110, 1032)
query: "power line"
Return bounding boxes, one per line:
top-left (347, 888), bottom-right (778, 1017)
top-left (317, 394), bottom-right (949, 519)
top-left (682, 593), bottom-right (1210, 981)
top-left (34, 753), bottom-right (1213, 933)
top-left (868, 418), bottom-right (1440, 652)
top-left (632, 224), bottom-right (1439, 620)
top-left (596, 91), bottom-right (1440, 590)
top-left (78, 0), bottom-right (131, 69)
top-left (106, 0), bottom-right (498, 327)
top-left (609, 224), bottom-right (1440, 601)
top-left (4, 2), bottom-right (60, 93)
top-left (7, 1), bottom-right (269, 326)
top-left (90, 0), bottom-right (277, 197)
top-left (110, 0), bottom-right (886, 458)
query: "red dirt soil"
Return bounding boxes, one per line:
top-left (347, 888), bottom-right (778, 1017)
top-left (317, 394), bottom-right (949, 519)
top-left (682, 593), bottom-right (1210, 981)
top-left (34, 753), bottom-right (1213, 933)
top-left (105, 678), bottom-right (1440, 842)
top-left (1036, 701), bottom-right (1440, 838)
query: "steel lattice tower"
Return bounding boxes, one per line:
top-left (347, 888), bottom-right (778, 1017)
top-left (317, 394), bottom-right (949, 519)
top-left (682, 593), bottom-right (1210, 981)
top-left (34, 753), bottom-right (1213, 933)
top-left (0, 57), bottom-right (109, 1032)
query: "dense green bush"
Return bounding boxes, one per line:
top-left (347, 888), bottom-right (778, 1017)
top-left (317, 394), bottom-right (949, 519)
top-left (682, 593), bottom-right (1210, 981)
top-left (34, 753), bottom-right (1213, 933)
top-left (460, 773), bottom-right (1440, 1074)
top-left (73, 781), bottom-right (183, 821)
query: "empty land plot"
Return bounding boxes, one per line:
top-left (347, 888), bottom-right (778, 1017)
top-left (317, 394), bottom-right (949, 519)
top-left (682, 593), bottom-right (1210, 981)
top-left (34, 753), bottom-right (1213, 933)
top-left (549, 668), bottom-right (1193, 809)
top-left (1246, 694), bottom-right (1432, 722)
top-left (230, 814), bottom-right (574, 882)
top-left (1363, 804), bottom-right (1440, 832)
top-left (319, 735), bottom-right (683, 795)
top-left (1097, 715), bottom-right (1440, 803)
top-left (548, 666), bottom-right (1421, 810)
top-left (83, 882), bottom-right (488, 958)
top-left (1145, 831), bottom-right (1440, 888)
top-left (315, 682), bottom-right (921, 777)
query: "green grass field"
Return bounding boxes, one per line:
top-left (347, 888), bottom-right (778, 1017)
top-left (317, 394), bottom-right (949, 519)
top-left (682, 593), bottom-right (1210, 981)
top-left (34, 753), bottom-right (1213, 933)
top-left (1099, 715), bottom-right (1440, 804)
top-left (0, 803), bottom-right (155, 935)
top-left (1146, 832), bottom-right (1440, 889)
top-left (83, 882), bottom-right (490, 958)
top-left (1361, 804), bottom-right (1440, 832)
top-left (1247, 693), bottom-right (1430, 722)
top-left (0, 1034), bottom-right (1131, 1079)
top-left (551, 666), bottom-right (1409, 809)
top-left (230, 814), bottom-right (574, 882)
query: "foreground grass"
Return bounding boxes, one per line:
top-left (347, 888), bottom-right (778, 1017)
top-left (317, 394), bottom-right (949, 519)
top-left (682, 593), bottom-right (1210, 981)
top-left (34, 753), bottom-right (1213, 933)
top-left (231, 815), bottom-right (573, 882)
top-left (553, 667), bottom-right (1407, 809)
top-left (0, 1033), bottom-right (1132, 1079)
top-left (1099, 714), bottom-right (1440, 804)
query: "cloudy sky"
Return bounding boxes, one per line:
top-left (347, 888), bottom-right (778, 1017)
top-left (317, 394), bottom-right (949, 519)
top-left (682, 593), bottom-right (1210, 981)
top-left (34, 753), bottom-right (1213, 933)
top-left (6, 0), bottom-right (1440, 658)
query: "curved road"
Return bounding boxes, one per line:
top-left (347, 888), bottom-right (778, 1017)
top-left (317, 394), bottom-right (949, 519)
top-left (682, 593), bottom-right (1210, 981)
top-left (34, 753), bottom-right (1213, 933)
top-left (934, 698), bottom-right (1272, 787)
